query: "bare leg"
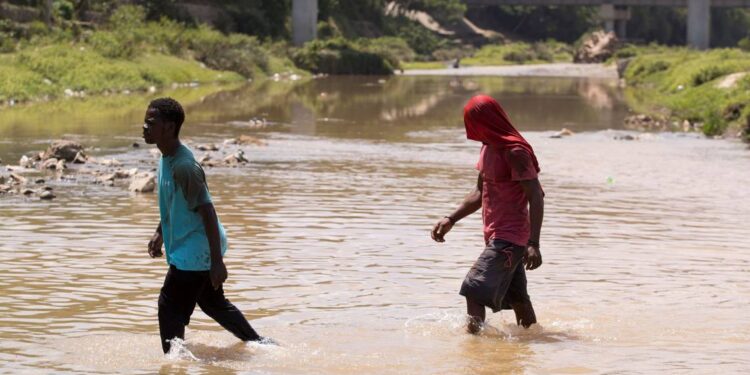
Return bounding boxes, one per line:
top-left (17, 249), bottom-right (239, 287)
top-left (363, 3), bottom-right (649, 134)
top-left (466, 297), bottom-right (486, 334)
top-left (510, 300), bottom-right (537, 328)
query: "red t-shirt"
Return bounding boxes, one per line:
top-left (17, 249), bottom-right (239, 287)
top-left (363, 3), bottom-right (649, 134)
top-left (476, 144), bottom-right (539, 245)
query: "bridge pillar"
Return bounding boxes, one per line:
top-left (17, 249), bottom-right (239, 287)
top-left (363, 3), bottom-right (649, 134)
top-left (600, 4), bottom-right (615, 33)
top-left (292, 0), bottom-right (318, 46)
top-left (687, 0), bottom-right (710, 49)
top-left (599, 5), bottom-right (630, 39)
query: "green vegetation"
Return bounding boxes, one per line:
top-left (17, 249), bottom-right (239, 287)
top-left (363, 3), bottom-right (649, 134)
top-left (463, 41), bottom-right (573, 66)
top-left (466, 5), bottom-right (598, 44)
top-left (291, 38), bottom-right (400, 75)
top-left (400, 61), bottom-right (448, 70)
top-left (3, 1), bottom-right (750, 142)
top-left (622, 47), bottom-right (750, 139)
top-left (0, 83), bottom-right (245, 137)
top-left (0, 5), bottom-right (303, 105)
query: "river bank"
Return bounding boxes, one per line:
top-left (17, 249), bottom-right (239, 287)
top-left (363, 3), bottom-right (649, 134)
top-left (620, 47), bottom-right (750, 140)
top-left (404, 48), bottom-right (750, 141)
top-left (0, 5), bottom-right (305, 107)
top-left (401, 63), bottom-right (617, 78)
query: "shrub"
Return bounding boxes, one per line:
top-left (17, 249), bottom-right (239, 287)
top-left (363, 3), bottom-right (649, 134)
top-left (53, 0), bottom-right (75, 20)
top-left (737, 37), bottom-right (750, 52)
top-left (0, 64), bottom-right (57, 101)
top-left (630, 59), bottom-right (670, 78)
top-left (504, 49), bottom-right (537, 64)
top-left (85, 5), bottom-right (148, 59)
top-left (382, 16), bottom-right (447, 58)
top-left (87, 30), bottom-right (136, 59)
top-left (702, 110), bottom-right (727, 136)
top-left (432, 46), bottom-right (472, 61)
top-left (317, 20), bottom-right (342, 40)
top-left (0, 34), bottom-right (15, 53)
top-left (692, 66), bottom-right (729, 86)
top-left (16, 45), bottom-right (145, 92)
top-left (613, 46), bottom-right (638, 59)
top-left (186, 26), bottom-right (269, 78)
top-left (462, 41), bottom-right (572, 66)
top-left (141, 17), bottom-right (191, 56)
top-left (292, 38), bottom-right (394, 75)
top-left (0, 20), bottom-right (19, 53)
top-left (361, 37), bottom-right (415, 64)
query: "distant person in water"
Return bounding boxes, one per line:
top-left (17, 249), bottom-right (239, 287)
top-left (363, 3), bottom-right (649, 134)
top-left (452, 58), bottom-right (461, 69)
top-left (143, 97), bottom-right (271, 353)
top-left (431, 95), bottom-right (544, 334)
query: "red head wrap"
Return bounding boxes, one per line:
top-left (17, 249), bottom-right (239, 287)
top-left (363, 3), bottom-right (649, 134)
top-left (463, 94), bottom-right (540, 173)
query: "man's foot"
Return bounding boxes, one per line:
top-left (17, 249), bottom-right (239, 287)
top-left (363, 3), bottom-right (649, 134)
top-left (466, 316), bottom-right (484, 335)
top-left (511, 301), bottom-right (537, 328)
top-left (248, 336), bottom-right (279, 346)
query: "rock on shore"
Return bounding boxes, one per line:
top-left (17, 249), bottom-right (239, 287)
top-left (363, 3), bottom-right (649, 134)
top-left (574, 31), bottom-right (619, 64)
top-left (43, 140), bottom-right (85, 162)
top-left (129, 173), bottom-right (156, 193)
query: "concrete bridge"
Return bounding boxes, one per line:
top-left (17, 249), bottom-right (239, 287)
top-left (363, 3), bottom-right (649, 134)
top-left (292, 0), bottom-right (748, 49)
top-left (465, 0), bottom-right (750, 49)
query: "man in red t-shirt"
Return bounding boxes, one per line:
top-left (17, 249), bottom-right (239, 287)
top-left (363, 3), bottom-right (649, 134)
top-left (431, 95), bottom-right (544, 334)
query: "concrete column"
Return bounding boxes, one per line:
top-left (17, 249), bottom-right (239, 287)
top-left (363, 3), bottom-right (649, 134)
top-left (600, 4), bottom-right (615, 33)
top-left (615, 19), bottom-right (626, 39)
top-left (687, 0), bottom-right (710, 50)
top-left (292, 0), bottom-right (318, 46)
top-left (614, 6), bottom-right (629, 40)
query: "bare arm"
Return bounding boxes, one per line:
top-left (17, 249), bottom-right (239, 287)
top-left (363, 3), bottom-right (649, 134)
top-left (196, 203), bottom-right (227, 289)
top-left (431, 173), bottom-right (483, 242)
top-left (519, 178), bottom-right (544, 270)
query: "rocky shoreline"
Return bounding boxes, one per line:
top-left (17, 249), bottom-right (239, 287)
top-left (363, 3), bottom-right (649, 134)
top-left (0, 135), bottom-right (267, 201)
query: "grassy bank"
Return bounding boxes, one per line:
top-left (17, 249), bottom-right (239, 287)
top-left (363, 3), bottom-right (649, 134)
top-left (0, 5), bottom-right (303, 105)
top-left (620, 46), bottom-right (750, 139)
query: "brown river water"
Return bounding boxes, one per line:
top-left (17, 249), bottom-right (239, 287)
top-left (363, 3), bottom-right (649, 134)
top-left (1, 75), bottom-right (749, 374)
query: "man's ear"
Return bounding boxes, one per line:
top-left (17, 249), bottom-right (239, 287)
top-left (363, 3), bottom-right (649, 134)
top-left (165, 121), bottom-right (176, 137)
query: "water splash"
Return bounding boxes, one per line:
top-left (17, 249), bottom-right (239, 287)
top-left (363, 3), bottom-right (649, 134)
top-left (164, 338), bottom-right (199, 361)
top-left (403, 311), bottom-right (468, 336)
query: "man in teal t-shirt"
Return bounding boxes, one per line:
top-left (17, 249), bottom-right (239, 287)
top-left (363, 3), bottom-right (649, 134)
top-left (143, 97), bottom-right (271, 353)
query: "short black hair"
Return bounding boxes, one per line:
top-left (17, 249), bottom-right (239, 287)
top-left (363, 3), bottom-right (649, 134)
top-left (149, 97), bottom-right (185, 137)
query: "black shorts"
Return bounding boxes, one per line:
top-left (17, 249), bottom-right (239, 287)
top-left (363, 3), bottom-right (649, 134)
top-left (459, 239), bottom-right (531, 312)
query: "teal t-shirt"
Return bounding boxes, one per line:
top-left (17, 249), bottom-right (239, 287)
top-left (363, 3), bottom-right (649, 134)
top-left (158, 144), bottom-right (227, 271)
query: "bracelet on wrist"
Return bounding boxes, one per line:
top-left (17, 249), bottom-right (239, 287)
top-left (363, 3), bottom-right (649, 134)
top-left (527, 240), bottom-right (540, 248)
top-left (444, 216), bottom-right (457, 225)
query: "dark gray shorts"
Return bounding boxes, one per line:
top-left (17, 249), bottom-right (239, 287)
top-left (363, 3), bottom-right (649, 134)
top-left (459, 239), bottom-right (531, 313)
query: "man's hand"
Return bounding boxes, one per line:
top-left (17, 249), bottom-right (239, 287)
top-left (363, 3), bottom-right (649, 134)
top-left (210, 260), bottom-right (228, 290)
top-left (431, 217), bottom-right (454, 243)
top-left (148, 231), bottom-right (163, 258)
top-left (523, 245), bottom-right (542, 270)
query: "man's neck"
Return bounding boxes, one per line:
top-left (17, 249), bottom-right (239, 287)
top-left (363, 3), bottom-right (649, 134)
top-left (157, 138), bottom-right (181, 157)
